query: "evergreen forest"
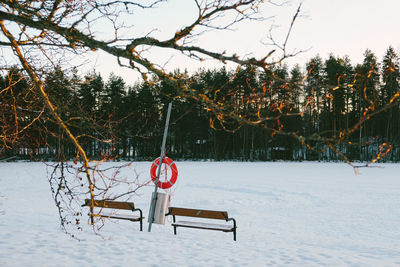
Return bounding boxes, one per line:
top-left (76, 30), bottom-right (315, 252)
top-left (2, 48), bottom-right (400, 162)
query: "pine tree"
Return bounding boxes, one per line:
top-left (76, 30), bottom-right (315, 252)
top-left (354, 49), bottom-right (380, 160)
top-left (101, 73), bottom-right (126, 158)
top-left (289, 64), bottom-right (303, 112)
top-left (304, 55), bottom-right (324, 138)
top-left (381, 46), bottom-right (400, 144)
top-left (324, 54), bottom-right (346, 136)
top-left (75, 71), bottom-right (105, 158)
top-left (78, 71), bottom-right (104, 115)
top-left (44, 66), bottom-right (76, 158)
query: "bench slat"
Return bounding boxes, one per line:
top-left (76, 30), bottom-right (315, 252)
top-left (172, 220), bottom-right (234, 232)
top-left (84, 199), bottom-right (135, 210)
top-left (168, 207), bottom-right (228, 220)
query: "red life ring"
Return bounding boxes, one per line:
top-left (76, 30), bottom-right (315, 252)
top-left (150, 157), bottom-right (178, 189)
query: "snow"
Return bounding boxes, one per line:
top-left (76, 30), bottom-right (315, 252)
top-left (1, 161), bottom-right (400, 266)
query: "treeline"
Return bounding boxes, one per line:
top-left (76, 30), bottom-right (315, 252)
top-left (1, 47), bottom-right (400, 162)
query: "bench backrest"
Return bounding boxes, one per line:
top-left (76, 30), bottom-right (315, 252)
top-left (84, 199), bottom-right (135, 210)
top-left (168, 207), bottom-right (228, 220)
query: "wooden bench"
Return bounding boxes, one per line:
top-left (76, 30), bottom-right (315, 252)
top-left (165, 207), bottom-right (237, 241)
top-left (82, 199), bottom-right (144, 231)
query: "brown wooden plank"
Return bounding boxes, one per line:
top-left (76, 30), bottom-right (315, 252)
top-left (168, 207), bottom-right (228, 220)
top-left (84, 199), bottom-right (135, 210)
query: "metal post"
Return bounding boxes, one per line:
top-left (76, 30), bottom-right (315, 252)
top-left (148, 102), bottom-right (172, 232)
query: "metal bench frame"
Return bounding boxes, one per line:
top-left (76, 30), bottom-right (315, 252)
top-left (82, 199), bottom-right (144, 231)
top-left (166, 207), bottom-right (237, 241)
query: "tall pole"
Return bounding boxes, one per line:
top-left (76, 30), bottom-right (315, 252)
top-left (148, 102), bottom-right (172, 232)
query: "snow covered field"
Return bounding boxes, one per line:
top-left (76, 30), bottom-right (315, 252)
top-left (1, 161), bottom-right (399, 266)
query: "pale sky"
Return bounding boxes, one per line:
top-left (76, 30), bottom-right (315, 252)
top-left (84, 0), bottom-right (400, 84)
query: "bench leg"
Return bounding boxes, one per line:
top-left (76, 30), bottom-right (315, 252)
top-left (172, 215), bottom-right (177, 235)
top-left (90, 207), bottom-right (94, 224)
top-left (233, 229), bottom-right (236, 241)
top-left (140, 219), bottom-right (143, 231)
